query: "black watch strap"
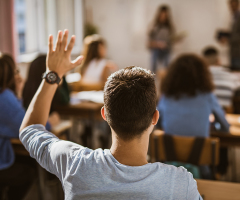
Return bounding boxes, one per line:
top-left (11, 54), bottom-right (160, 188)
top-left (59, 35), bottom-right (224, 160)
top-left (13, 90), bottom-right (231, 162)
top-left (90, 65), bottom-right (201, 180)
top-left (42, 71), bottom-right (61, 85)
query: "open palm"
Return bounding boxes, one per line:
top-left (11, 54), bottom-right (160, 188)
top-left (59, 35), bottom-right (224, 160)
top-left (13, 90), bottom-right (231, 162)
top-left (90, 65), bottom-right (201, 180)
top-left (47, 30), bottom-right (83, 78)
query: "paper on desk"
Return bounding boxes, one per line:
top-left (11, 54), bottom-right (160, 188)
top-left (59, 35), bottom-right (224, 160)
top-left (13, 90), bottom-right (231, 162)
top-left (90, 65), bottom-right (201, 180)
top-left (66, 73), bottom-right (81, 83)
top-left (74, 91), bottom-right (104, 104)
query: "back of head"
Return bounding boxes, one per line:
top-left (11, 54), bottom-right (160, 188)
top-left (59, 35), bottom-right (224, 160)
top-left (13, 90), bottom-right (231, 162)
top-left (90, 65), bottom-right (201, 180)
top-left (202, 47), bottom-right (219, 66)
top-left (104, 66), bottom-right (157, 141)
top-left (23, 55), bottom-right (46, 109)
top-left (161, 54), bottom-right (214, 99)
top-left (0, 53), bottom-right (16, 94)
top-left (80, 34), bottom-right (105, 75)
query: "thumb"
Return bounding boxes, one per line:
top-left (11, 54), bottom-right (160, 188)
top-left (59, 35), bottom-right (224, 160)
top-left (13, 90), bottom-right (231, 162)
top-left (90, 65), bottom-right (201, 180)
top-left (71, 55), bottom-right (84, 68)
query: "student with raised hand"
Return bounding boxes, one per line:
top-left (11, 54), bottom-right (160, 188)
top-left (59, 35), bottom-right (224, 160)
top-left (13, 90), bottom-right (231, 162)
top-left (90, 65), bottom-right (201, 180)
top-left (0, 53), bottom-right (35, 200)
top-left (20, 30), bottom-right (202, 200)
top-left (157, 54), bottom-right (229, 137)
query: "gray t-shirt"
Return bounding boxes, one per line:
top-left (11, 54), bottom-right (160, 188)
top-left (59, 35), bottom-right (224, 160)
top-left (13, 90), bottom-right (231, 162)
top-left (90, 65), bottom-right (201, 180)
top-left (20, 125), bottom-right (202, 200)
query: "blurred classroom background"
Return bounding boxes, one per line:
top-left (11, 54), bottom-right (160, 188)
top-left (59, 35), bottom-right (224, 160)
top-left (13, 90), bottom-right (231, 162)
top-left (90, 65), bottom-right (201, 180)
top-left (1, 0), bottom-right (232, 75)
top-left (2, 0), bottom-right (240, 200)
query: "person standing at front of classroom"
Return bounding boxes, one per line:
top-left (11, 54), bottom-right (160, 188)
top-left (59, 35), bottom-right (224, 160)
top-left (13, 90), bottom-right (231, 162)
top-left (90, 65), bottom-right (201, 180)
top-left (148, 5), bottom-right (174, 73)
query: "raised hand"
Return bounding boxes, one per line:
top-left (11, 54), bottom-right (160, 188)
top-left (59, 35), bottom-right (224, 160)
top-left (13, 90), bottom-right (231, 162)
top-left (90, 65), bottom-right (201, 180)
top-left (47, 30), bottom-right (83, 78)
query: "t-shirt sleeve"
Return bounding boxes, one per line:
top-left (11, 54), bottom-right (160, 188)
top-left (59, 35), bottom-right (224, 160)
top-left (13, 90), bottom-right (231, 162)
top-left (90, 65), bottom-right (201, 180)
top-left (19, 124), bottom-right (86, 182)
top-left (186, 172), bottom-right (203, 200)
top-left (210, 93), bottom-right (230, 132)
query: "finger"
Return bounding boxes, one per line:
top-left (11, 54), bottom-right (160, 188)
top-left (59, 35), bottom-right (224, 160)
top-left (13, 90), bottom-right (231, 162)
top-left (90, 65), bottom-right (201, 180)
top-left (66, 35), bottom-right (75, 55)
top-left (71, 55), bottom-right (84, 68)
top-left (55, 31), bottom-right (62, 51)
top-left (48, 35), bottom-right (53, 53)
top-left (62, 29), bottom-right (68, 51)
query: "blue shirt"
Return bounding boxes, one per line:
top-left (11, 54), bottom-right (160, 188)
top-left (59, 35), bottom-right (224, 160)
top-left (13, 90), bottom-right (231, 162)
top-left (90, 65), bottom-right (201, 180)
top-left (0, 89), bottom-right (25, 170)
top-left (20, 124), bottom-right (202, 200)
top-left (157, 93), bottom-right (229, 137)
top-left (0, 89), bottom-right (51, 170)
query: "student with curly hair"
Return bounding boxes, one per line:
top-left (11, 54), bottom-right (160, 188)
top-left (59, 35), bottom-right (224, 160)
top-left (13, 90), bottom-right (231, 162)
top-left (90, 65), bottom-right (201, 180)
top-left (158, 54), bottom-right (229, 137)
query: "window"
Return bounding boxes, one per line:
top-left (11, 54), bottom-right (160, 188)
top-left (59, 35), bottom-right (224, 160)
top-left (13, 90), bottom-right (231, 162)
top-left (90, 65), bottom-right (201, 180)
top-left (14, 0), bottom-right (83, 62)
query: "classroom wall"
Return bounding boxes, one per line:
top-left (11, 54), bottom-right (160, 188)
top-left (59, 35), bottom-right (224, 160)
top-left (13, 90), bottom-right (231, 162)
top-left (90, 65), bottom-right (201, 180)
top-left (84, 0), bottom-right (232, 69)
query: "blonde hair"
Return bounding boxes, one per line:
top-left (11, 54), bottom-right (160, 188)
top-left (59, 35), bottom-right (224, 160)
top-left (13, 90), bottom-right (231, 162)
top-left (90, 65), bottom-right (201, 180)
top-left (80, 34), bottom-right (105, 75)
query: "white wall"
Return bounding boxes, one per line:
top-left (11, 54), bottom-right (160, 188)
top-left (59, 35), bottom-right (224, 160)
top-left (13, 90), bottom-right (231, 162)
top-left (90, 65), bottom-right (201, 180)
top-left (84, 0), bottom-right (232, 69)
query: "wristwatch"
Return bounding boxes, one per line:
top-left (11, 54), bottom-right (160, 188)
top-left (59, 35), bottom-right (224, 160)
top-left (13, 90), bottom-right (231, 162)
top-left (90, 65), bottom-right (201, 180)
top-left (42, 71), bottom-right (61, 84)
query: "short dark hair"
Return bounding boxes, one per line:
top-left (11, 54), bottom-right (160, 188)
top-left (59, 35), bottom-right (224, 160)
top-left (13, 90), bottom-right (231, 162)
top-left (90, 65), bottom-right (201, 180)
top-left (203, 47), bottom-right (218, 57)
top-left (161, 54), bottom-right (214, 99)
top-left (0, 54), bottom-right (16, 94)
top-left (104, 66), bottom-right (157, 140)
top-left (202, 46), bottom-right (219, 65)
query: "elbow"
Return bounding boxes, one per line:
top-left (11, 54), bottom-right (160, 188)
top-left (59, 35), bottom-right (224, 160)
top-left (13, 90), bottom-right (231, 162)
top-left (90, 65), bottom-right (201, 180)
top-left (19, 124), bottom-right (24, 135)
top-left (19, 122), bottom-right (27, 134)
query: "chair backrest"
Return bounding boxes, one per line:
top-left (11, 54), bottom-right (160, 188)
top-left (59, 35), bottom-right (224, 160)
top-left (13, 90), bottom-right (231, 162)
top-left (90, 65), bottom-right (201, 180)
top-left (150, 130), bottom-right (219, 166)
top-left (196, 179), bottom-right (240, 200)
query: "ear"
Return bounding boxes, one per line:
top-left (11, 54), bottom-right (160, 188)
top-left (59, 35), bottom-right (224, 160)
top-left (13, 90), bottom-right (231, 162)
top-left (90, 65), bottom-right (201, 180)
top-left (152, 110), bottom-right (159, 125)
top-left (101, 106), bottom-right (107, 121)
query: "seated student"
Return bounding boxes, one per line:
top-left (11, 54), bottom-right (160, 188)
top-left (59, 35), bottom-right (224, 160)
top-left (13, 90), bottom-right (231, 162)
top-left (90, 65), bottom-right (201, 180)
top-left (0, 53), bottom-right (36, 200)
top-left (23, 55), bottom-right (70, 112)
top-left (157, 54), bottom-right (229, 137)
top-left (79, 34), bottom-right (117, 85)
top-left (19, 30), bottom-right (202, 200)
top-left (203, 46), bottom-right (240, 108)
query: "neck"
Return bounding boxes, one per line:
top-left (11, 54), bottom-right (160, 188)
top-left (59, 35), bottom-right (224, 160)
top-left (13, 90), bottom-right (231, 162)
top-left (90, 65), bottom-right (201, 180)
top-left (110, 130), bottom-right (150, 166)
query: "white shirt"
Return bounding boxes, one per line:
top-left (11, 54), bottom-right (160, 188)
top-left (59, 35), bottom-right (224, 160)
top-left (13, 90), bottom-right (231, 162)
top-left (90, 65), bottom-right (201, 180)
top-left (82, 59), bottom-right (107, 84)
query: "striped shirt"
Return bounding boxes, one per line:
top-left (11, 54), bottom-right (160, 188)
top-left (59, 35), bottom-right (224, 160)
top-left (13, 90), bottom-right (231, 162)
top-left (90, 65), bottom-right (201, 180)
top-left (210, 66), bottom-right (240, 107)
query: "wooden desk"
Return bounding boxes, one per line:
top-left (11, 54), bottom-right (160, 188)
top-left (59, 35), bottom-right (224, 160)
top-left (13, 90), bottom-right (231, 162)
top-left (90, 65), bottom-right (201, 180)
top-left (226, 114), bottom-right (240, 127)
top-left (211, 126), bottom-right (240, 147)
top-left (69, 82), bottom-right (103, 92)
top-left (54, 101), bottom-right (105, 148)
top-left (196, 179), bottom-right (240, 200)
top-left (54, 102), bottom-right (103, 120)
top-left (209, 114), bottom-right (240, 147)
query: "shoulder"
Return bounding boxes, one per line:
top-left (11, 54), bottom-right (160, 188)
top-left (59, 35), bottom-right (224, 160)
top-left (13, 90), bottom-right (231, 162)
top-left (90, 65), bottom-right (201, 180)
top-left (157, 163), bottom-right (199, 197)
top-left (194, 92), bottom-right (213, 100)
top-left (0, 88), bottom-right (15, 99)
top-left (0, 89), bottom-right (20, 105)
top-left (207, 92), bottom-right (217, 101)
top-left (159, 163), bottom-right (190, 178)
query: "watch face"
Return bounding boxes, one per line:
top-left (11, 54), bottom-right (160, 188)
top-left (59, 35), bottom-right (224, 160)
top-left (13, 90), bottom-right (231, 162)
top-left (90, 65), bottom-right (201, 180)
top-left (46, 72), bottom-right (57, 83)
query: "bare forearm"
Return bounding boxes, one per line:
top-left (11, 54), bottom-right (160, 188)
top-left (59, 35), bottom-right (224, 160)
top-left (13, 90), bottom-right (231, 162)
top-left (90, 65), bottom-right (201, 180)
top-left (20, 80), bottom-right (58, 131)
top-left (20, 30), bottom-right (83, 132)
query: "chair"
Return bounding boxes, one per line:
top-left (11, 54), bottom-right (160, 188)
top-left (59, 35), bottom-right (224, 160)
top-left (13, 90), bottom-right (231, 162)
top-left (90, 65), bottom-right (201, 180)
top-left (150, 130), bottom-right (220, 177)
top-left (196, 179), bottom-right (240, 200)
top-left (0, 185), bottom-right (9, 200)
